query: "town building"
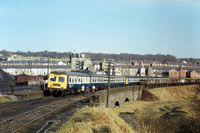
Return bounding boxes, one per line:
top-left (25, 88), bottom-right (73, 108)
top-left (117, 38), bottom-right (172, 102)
top-left (0, 65), bottom-right (71, 75)
top-left (0, 60), bottom-right (71, 75)
top-left (186, 70), bottom-right (198, 78)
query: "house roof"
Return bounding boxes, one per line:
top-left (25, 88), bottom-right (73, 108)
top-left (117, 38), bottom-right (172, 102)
top-left (0, 65), bottom-right (71, 69)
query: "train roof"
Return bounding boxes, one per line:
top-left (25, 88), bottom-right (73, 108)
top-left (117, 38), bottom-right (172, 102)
top-left (50, 71), bottom-right (126, 78)
top-left (51, 71), bottom-right (90, 77)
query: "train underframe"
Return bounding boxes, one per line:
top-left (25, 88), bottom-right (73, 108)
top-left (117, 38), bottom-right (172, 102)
top-left (47, 84), bottom-right (132, 97)
top-left (48, 88), bottom-right (81, 97)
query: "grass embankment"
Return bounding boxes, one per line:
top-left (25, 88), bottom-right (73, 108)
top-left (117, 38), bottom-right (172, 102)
top-left (0, 89), bottom-right (43, 103)
top-left (0, 95), bottom-right (19, 103)
top-left (56, 85), bottom-right (200, 133)
top-left (56, 106), bottom-right (135, 133)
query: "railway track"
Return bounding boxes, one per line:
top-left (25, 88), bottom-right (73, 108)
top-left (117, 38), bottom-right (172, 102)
top-left (0, 98), bottom-right (40, 109)
top-left (0, 95), bottom-right (88, 133)
top-left (0, 96), bottom-right (60, 119)
top-left (0, 98), bottom-right (44, 114)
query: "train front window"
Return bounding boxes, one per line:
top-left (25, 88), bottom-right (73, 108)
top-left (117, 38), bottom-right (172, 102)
top-left (50, 76), bottom-right (56, 82)
top-left (59, 77), bottom-right (65, 82)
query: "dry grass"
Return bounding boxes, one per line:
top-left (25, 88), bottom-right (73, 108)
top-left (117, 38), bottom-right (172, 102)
top-left (57, 85), bottom-right (200, 133)
top-left (118, 85), bottom-right (200, 133)
top-left (0, 89), bottom-right (43, 103)
top-left (134, 99), bottom-right (200, 133)
top-left (149, 85), bottom-right (200, 101)
top-left (56, 106), bottom-right (136, 133)
top-left (113, 101), bottom-right (154, 115)
top-left (0, 95), bottom-right (19, 103)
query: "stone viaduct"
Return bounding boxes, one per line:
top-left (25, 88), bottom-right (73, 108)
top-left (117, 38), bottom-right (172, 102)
top-left (90, 85), bottom-right (143, 108)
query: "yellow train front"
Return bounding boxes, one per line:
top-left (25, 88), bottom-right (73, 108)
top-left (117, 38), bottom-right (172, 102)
top-left (47, 71), bottom-right (91, 96)
top-left (48, 71), bottom-right (68, 96)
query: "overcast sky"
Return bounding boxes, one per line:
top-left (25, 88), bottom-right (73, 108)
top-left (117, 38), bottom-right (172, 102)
top-left (0, 0), bottom-right (199, 58)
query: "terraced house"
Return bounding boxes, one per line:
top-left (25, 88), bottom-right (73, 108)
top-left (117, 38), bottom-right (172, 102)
top-left (0, 60), bottom-right (71, 75)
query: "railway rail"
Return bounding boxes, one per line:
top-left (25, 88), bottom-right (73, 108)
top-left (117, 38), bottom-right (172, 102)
top-left (0, 95), bottom-right (88, 133)
top-left (0, 97), bottom-right (58, 118)
top-left (0, 98), bottom-right (43, 114)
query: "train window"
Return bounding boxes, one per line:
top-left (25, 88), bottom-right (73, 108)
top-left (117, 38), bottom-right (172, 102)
top-left (87, 77), bottom-right (90, 82)
top-left (69, 77), bottom-right (71, 83)
top-left (59, 77), bottom-right (65, 82)
top-left (50, 76), bottom-right (56, 82)
top-left (83, 77), bottom-right (85, 82)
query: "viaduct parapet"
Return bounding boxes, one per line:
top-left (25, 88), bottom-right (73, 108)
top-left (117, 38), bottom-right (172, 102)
top-left (90, 85), bottom-right (143, 108)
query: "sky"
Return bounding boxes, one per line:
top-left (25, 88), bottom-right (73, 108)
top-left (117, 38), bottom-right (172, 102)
top-left (0, 0), bottom-right (199, 58)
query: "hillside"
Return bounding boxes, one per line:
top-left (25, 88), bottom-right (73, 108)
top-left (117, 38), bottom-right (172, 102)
top-left (148, 85), bottom-right (200, 101)
top-left (0, 50), bottom-right (177, 62)
top-left (0, 69), bottom-right (14, 84)
top-left (55, 85), bottom-right (200, 133)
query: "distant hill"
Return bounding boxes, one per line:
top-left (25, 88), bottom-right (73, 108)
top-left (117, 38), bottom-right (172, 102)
top-left (0, 50), bottom-right (198, 63)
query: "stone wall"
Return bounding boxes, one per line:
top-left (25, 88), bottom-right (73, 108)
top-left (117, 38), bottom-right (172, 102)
top-left (90, 85), bottom-right (143, 108)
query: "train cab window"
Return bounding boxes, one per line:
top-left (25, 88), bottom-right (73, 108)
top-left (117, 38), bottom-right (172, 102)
top-left (50, 76), bottom-right (56, 82)
top-left (59, 77), bottom-right (65, 82)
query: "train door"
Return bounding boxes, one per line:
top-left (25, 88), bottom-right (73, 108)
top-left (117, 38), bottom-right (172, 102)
top-left (126, 78), bottom-right (129, 85)
top-left (58, 75), bottom-right (68, 89)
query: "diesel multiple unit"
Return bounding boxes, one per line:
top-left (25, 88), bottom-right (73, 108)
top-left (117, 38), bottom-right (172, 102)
top-left (47, 71), bottom-right (169, 96)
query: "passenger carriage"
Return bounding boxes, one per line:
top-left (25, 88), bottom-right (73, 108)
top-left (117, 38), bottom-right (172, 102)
top-left (48, 71), bottom-right (170, 97)
top-left (47, 71), bottom-right (140, 96)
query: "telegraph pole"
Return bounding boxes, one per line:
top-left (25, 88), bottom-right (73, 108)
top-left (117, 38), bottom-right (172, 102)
top-left (179, 65), bottom-right (181, 86)
top-left (47, 56), bottom-right (50, 78)
top-left (106, 60), bottom-right (111, 107)
top-left (28, 61), bottom-right (32, 75)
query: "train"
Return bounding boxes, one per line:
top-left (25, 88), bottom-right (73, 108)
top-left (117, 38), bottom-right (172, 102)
top-left (15, 74), bottom-right (44, 86)
top-left (47, 71), bottom-right (170, 96)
